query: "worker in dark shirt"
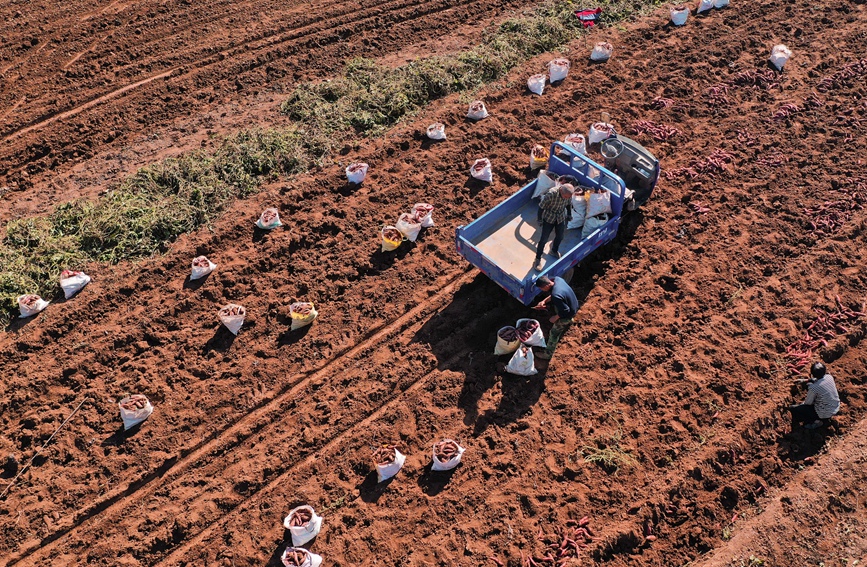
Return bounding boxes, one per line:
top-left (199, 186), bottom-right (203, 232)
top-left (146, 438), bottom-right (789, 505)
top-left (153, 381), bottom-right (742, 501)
top-left (532, 276), bottom-right (579, 360)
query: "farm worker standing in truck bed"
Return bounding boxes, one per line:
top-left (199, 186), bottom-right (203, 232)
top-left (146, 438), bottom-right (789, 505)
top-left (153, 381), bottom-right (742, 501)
top-left (534, 184), bottom-right (575, 272)
top-left (532, 276), bottom-right (579, 360)
top-left (788, 361), bottom-right (841, 429)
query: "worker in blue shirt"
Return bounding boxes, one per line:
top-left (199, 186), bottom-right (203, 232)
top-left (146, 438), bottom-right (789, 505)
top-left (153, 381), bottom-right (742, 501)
top-left (532, 276), bottom-right (579, 360)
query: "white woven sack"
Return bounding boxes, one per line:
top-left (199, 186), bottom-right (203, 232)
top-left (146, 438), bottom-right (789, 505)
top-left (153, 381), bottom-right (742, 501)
top-left (280, 548), bottom-right (323, 567)
top-left (219, 304), bottom-right (246, 335)
top-left (590, 42), bottom-right (613, 62)
top-left (713, 0), bottom-right (729, 7)
top-left (431, 440), bottom-right (466, 472)
top-left (527, 74), bottom-right (546, 95)
top-left (426, 123), bottom-right (446, 140)
top-left (190, 256), bottom-right (217, 281)
top-left (588, 122), bottom-right (615, 145)
top-left (567, 193), bottom-right (587, 230)
top-left (283, 506), bottom-right (323, 547)
top-left (59, 270), bottom-right (91, 299)
top-left (505, 346), bottom-right (537, 376)
top-left (516, 318), bottom-right (546, 348)
top-left (412, 203), bottom-right (435, 228)
top-left (470, 158), bottom-right (492, 183)
top-left (769, 45), bottom-right (791, 71)
top-left (289, 302), bottom-right (318, 331)
top-left (582, 214), bottom-right (608, 239)
top-left (548, 58), bottom-right (570, 82)
top-left (396, 213), bottom-right (422, 242)
top-left (118, 395), bottom-right (154, 431)
top-left (17, 295), bottom-right (49, 318)
top-left (564, 133), bottom-right (586, 154)
top-left (256, 208), bottom-right (283, 230)
top-left (697, 0), bottom-right (713, 12)
top-left (670, 5), bottom-right (689, 25)
top-left (586, 191), bottom-right (613, 218)
top-left (532, 170), bottom-right (559, 199)
top-left (346, 162), bottom-right (369, 184)
top-left (376, 448), bottom-right (406, 482)
top-left (467, 101), bottom-right (489, 120)
top-left (494, 326), bottom-right (520, 355)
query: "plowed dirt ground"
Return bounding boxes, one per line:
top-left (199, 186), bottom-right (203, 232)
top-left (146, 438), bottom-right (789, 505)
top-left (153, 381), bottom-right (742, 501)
top-left (2, 0), bottom-right (866, 566)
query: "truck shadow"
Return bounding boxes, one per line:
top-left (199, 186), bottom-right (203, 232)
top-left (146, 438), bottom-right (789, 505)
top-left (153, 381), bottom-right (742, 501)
top-left (411, 210), bottom-right (646, 436)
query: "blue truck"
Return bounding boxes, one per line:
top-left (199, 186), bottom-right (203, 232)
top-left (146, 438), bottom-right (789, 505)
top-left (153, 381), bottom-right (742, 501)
top-left (455, 135), bottom-right (660, 305)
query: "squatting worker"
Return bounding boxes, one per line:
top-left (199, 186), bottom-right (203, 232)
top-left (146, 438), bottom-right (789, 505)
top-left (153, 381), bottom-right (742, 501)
top-left (532, 276), bottom-right (579, 360)
top-left (534, 183), bottom-right (575, 272)
top-left (788, 362), bottom-right (840, 429)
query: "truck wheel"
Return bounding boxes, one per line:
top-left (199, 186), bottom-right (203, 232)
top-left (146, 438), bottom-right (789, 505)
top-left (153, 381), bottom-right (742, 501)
top-left (562, 267), bottom-right (575, 283)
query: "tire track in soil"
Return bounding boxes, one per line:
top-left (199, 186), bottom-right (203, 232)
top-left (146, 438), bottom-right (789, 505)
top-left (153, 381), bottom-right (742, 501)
top-left (0, 0), bottom-right (490, 143)
top-left (1, 266), bottom-right (475, 567)
top-left (4, 69), bottom-right (178, 141)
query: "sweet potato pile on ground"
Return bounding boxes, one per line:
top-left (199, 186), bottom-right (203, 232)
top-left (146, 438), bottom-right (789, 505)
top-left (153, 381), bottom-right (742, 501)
top-left (120, 395), bottom-right (149, 411)
top-left (433, 440), bottom-right (460, 463)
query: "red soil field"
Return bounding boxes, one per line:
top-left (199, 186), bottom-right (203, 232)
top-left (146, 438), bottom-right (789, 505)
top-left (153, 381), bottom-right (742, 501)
top-left (1, 0), bottom-right (866, 566)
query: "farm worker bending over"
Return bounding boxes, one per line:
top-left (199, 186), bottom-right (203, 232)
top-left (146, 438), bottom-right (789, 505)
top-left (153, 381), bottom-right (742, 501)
top-left (534, 184), bottom-right (575, 272)
top-left (788, 362), bottom-right (840, 430)
top-left (532, 276), bottom-right (579, 360)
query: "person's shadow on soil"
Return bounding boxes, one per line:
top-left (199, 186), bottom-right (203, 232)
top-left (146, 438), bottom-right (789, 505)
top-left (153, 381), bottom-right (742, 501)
top-left (357, 470), bottom-right (395, 503)
top-left (776, 404), bottom-right (848, 462)
top-left (416, 462), bottom-right (461, 496)
top-left (411, 275), bottom-right (545, 433)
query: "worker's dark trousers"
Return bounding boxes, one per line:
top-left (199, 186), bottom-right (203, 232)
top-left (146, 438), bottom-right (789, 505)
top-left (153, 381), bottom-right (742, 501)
top-left (546, 319), bottom-right (574, 356)
top-left (535, 221), bottom-right (566, 259)
top-left (788, 403), bottom-right (819, 425)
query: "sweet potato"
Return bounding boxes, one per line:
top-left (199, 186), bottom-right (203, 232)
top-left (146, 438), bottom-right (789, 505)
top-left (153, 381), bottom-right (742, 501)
top-left (219, 305), bottom-right (246, 317)
top-left (498, 327), bottom-right (518, 342)
top-left (433, 440), bottom-right (460, 463)
top-left (289, 507), bottom-right (313, 527)
top-left (382, 227), bottom-right (403, 242)
top-left (373, 445), bottom-right (397, 466)
top-left (283, 549), bottom-right (308, 566)
top-left (290, 302), bottom-right (314, 315)
top-left (260, 208), bottom-right (278, 225)
top-left (120, 395), bottom-right (149, 411)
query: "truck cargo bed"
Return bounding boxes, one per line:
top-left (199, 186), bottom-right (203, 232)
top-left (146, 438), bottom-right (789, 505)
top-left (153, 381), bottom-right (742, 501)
top-left (456, 142), bottom-right (626, 305)
top-left (467, 202), bottom-right (585, 281)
